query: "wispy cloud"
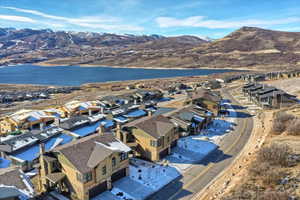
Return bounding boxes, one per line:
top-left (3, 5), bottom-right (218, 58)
top-left (156, 16), bottom-right (300, 29)
top-left (0, 14), bottom-right (36, 23)
top-left (1, 6), bottom-right (143, 32)
top-left (1, 6), bottom-right (118, 23)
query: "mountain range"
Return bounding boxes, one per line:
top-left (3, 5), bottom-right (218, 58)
top-left (0, 27), bottom-right (300, 70)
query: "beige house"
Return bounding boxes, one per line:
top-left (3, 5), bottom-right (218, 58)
top-left (189, 89), bottom-right (221, 116)
top-left (124, 115), bottom-right (179, 161)
top-left (0, 109), bottom-right (55, 134)
top-left (59, 101), bottom-right (102, 118)
top-left (38, 131), bottom-right (131, 200)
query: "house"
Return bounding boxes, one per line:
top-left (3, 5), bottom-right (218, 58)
top-left (0, 127), bottom-right (69, 171)
top-left (166, 106), bottom-right (212, 136)
top-left (202, 80), bottom-right (222, 90)
top-left (59, 116), bottom-right (90, 130)
top-left (0, 110), bottom-right (56, 135)
top-left (59, 101), bottom-right (102, 118)
top-left (0, 167), bottom-right (34, 199)
top-left (242, 83), bottom-right (298, 108)
top-left (123, 115), bottom-right (179, 161)
top-left (38, 131), bottom-right (130, 200)
top-left (242, 74), bottom-right (266, 82)
top-left (135, 89), bottom-right (163, 103)
top-left (257, 90), bottom-right (297, 108)
top-left (189, 89), bottom-right (221, 116)
top-left (222, 75), bottom-right (241, 83)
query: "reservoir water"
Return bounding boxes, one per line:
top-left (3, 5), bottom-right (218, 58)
top-left (0, 65), bottom-right (237, 86)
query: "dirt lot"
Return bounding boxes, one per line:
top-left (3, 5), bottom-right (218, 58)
top-left (218, 108), bottom-right (300, 199)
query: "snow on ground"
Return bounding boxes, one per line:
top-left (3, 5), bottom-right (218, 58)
top-left (94, 99), bottom-right (238, 199)
top-left (198, 118), bottom-right (234, 144)
top-left (93, 158), bottom-right (180, 200)
top-left (165, 99), bottom-right (237, 171)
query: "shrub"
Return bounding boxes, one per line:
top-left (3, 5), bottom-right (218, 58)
top-left (271, 121), bottom-right (286, 134)
top-left (257, 143), bottom-right (292, 167)
top-left (275, 112), bottom-right (295, 123)
top-left (262, 168), bottom-right (285, 185)
top-left (286, 118), bottom-right (300, 136)
top-left (261, 189), bottom-right (289, 200)
top-left (272, 112), bottom-right (295, 134)
top-left (249, 161), bottom-right (272, 177)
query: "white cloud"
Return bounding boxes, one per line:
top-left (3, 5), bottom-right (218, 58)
top-left (1, 6), bottom-right (143, 32)
top-left (0, 14), bottom-right (36, 23)
top-left (156, 16), bottom-right (300, 29)
top-left (1, 6), bottom-right (118, 23)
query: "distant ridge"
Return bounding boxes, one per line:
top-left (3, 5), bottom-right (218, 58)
top-left (0, 26), bottom-right (300, 70)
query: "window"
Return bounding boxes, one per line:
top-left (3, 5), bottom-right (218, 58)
top-left (78, 172), bottom-right (92, 183)
top-left (102, 166), bottom-right (106, 175)
top-left (76, 173), bottom-right (82, 182)
top-left (120, 152), bottom-right (128, 161)
top-left (83, 172), bottom-right (93, 183)
top-left (150, 140), bottom-right (157, 147)
top-left (150, 140), bottom-right (154, 147)
top-left (112, 157), bottom-right (116, 167)
top-left (157, 139), bottom-right (162, 147)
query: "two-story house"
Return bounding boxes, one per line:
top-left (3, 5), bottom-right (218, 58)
top-left (0, 109), bottom-right (55, 134)
top-left (124, 115), bottom-right (179, 161)
top-left (59, 101), bottom-right (102, 118)
top-left (38, 131), bottom-right (131, 200)
top-left (189, 89), bottom-right (221, 116)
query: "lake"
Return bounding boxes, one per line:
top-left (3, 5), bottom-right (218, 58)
top-left (0, 65), bottom-right (237, 86)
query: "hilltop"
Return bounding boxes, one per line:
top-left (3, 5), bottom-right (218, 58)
top-left (1, 27), bottom-right (300, 70)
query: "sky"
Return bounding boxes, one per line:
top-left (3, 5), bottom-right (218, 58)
top-left (0, 0), bottom-right (300, 38)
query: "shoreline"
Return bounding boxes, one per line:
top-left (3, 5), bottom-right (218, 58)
top-left (34, 61), bottom-right (256, 71)
top-left (0, 71), bottom-right (248, 88)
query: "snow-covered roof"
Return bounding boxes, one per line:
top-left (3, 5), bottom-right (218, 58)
top-left (10, 110), bottom-right (54, 123)
top-left (0, 168), bottom-right (34, 199)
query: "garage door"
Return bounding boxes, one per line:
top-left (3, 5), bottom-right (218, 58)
top-left (171, 140), bottom-right (177, 148)
top-left (89, 181), bottom-right (107, 198)
top-left (111, 168), bottom-right (126, 182)
top-left (159, 148), bottom-right (169, 160)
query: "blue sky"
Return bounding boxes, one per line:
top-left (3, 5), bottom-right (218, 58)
top-left (0, 0), bottom-right (300, 38)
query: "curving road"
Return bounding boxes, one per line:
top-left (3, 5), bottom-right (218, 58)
top-left (148, 87), bottom-right (254, 200)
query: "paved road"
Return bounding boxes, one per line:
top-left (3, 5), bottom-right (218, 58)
top-left (148, 87), bottom-right (254, 200)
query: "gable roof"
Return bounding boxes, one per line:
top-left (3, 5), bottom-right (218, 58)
top-left (191, 88), bottom-right (221, 103)
top-left (0, 167), bottom-right (34, 198)
top-left (132, 115), bottom-right (175, 139)
top-left (54, 133), bottom-right (130, 173)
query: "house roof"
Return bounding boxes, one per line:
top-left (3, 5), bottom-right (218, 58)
top-left (46, 172), bottom-right (66, 183)
top-left (131, 115), bottom-right (175, 139)
top-left (191, 88), bottom-right (221, 103)
top-left (59, 116), bottom-right (90, 130)
top-left (0, 167), bottom-right (34, 198)
top-left (54, 133), bottom-right (130, 173)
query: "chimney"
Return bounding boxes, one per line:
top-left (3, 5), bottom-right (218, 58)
top-left (134, 99), bottom-right (137, 105)
top-left (40, 122), bottom-right (44, 131)
top-left (116, 122), bottom-right (122, 141)
top-left (39, 143), bottom-right (45, 155)
top-left (54, 117), bottom-right (60, 126)
top-left (148, 110), bottom-right (153, 117)
top-left (88, 109), bottom-right (92, 116)
top-left (98, 123), bottom-right (105, 136)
